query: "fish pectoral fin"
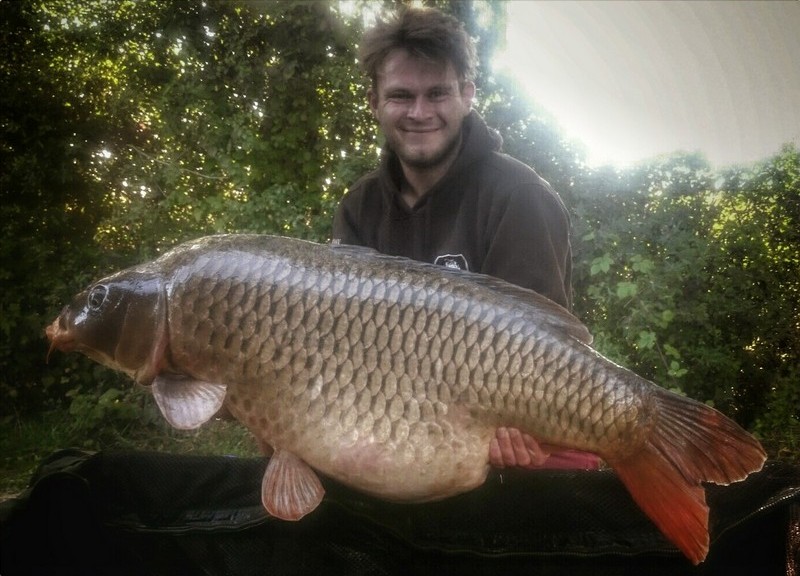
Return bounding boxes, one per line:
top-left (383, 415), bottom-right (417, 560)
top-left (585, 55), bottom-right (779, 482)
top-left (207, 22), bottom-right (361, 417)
top-left (152, 375), bottom-right (226, 430)
top-left (262, 449), bottom-right (325, 521)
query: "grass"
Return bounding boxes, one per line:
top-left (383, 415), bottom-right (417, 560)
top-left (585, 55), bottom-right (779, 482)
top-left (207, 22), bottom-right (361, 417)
top-left (0, 392), bottom-right (260, 501)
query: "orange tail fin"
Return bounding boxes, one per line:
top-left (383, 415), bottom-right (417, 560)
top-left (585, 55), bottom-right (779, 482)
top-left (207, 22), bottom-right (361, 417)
top-left (608, 387), bottom-right (766, 565)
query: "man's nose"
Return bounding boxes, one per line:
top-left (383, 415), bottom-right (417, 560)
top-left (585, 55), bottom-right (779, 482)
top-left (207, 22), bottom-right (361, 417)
top-left (407, 96), bottom-right (433, 120)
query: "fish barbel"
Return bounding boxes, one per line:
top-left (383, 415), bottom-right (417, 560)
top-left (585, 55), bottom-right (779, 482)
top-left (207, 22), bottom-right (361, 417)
top-left (45, 234), bottom-right (766, 564)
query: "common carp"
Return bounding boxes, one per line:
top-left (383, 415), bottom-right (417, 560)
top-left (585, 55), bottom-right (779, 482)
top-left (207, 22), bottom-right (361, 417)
top-left (46, 234), bottom-right (766, 564)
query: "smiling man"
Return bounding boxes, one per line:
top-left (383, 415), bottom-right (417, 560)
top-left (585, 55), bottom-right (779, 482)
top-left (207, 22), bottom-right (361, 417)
top-left (368, 48), bottom-right (474, 207)
top-left (333, 6), bottom-right (598, 471)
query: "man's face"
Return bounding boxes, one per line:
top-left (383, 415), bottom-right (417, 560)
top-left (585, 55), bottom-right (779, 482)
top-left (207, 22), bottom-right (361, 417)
top-left (369, 49), bottom-right (475, 171)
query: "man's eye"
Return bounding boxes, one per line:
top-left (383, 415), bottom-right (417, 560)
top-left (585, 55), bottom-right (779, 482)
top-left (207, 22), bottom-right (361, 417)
top-left (429, 89), bottom-right (450, 101)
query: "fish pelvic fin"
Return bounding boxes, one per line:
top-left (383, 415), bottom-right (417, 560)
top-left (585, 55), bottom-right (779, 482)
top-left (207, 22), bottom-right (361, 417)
top-left (152, 376), bottom-right (226, 430)
top-left (608, 387), bottom-right (767, 565)
top-left (262, 450), bottom-right (325, 521)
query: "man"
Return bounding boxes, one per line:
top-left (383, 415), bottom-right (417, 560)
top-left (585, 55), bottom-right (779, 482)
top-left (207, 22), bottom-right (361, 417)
top-left (333, 6), bottom-right (598, 470)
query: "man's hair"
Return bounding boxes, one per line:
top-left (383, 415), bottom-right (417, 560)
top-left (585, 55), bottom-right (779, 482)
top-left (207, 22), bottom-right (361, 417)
top-left (358, 6), bottom-right (478, 89)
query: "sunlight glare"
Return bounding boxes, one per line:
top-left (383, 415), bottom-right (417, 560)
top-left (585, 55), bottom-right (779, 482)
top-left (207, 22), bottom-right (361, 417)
top-left (495, 2), bottom-right (800, 169)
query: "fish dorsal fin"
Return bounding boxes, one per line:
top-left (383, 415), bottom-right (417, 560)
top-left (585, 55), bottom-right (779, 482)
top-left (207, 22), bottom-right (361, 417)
top-left (329, 243), bottom-right (593, 345)
top-left (152, 375), bottom-right (227, 430)
top-left (262, 450), bottom-right (325, 521)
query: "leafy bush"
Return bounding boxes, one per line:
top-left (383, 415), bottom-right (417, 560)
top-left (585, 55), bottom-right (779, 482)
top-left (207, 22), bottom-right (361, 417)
top-left (570, 147), bottom-right (799, 445)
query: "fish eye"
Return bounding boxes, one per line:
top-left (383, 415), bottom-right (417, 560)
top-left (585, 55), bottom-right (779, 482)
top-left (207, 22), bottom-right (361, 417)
top-left (88, 285), bottom-right (108, 311)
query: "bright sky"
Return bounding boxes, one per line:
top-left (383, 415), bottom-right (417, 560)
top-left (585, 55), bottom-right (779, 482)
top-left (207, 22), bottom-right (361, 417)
top-left (495, 1), bottom-right (800, 169)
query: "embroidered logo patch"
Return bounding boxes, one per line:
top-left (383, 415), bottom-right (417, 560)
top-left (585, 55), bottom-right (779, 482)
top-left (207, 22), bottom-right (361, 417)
top-left (434, 254), bottom-right (469, 271)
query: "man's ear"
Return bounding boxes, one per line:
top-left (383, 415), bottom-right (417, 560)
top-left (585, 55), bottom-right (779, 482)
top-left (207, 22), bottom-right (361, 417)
top-left (367, 87), bottom-right (379, 117)
top-left (461, 80), bottom-right (476, 110)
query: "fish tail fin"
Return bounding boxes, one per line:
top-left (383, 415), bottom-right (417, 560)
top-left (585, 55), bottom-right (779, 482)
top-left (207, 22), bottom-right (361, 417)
top-left (607, 387), bottom-right (766, 565)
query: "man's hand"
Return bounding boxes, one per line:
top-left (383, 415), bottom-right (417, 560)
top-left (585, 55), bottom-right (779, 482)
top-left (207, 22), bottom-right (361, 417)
top-left (489, 426), bottom-right (550, 469)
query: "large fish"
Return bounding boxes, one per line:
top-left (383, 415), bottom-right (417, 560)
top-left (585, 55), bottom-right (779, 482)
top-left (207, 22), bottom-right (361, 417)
top-left (46, 234), bottom-right (765, 564)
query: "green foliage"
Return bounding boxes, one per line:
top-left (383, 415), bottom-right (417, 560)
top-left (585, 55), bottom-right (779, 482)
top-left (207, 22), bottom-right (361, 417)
top-left (36, 0), bottom-right (375, 254)
top-left (1, 0), bottom-right (112, 412)
top-left (66, 383), bottom-right (140, 439)
top-left (571, 147), bottom-right (800, 441)
top-left (754, 369), bottom-right (800, 461)
top-left (1, 0), bottom-right (376, 412)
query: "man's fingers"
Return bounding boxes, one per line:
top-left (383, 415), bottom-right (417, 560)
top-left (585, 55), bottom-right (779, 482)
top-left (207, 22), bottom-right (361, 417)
top-left (521, 432), bottom-right (550, 466)
top-left (506, 427), bottom-right (532, 467)
top-left (489, 427), bottom-right (515, 467)
top-left (489, 427), bottom-right (552, 469)
top-left (489, 437), bottom-right (504, 468)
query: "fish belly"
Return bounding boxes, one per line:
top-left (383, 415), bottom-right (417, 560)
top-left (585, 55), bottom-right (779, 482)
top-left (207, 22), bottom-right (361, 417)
top-left (226, 379), bottom-right (495, 501)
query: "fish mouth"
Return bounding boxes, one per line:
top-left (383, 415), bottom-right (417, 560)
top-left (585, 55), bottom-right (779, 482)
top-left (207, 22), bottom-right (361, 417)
top-left (45, 317), bottom-right (76, 362)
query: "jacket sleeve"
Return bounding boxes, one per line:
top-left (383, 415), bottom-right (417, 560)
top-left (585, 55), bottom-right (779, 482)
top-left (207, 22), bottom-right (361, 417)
top-left (482, 182), bottom-right (573, 310)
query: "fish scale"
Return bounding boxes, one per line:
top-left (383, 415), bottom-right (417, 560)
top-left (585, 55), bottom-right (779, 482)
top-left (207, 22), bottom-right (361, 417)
top-left (168, 239), bottom-right (628, 476)
top-left (46, 233), bottom-right (766, 564)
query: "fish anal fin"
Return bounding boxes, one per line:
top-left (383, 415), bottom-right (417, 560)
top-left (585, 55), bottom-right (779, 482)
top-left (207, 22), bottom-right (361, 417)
top-left (152, 375), bottom-right (226, 430)
top-left (608, 387), bottom-right (767, 565)
top-left (262, 450), bottom-right (325, 521)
